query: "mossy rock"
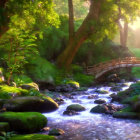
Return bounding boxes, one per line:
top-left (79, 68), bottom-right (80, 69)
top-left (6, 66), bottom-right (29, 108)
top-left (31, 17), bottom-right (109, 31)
top-left (9, 134), bottom-right (56, 140)
top-left (3, 96), bottom-right (58, 113)
top-left (0, 85), bottom-right (28, 99)
top-left (0, 112), bottom-right (47, 133)
top-left (49, 128), bottom-right (65, 136)
top-left (21, 83), bottom-right (39, 91)
top-left (90, 105), bottom-right (107, 113)
top-left (113, 111), bottom-right (139, 119)
top-left (96, 90), bottom-right (109, 94)
top-left (0, 122), bottom-right (10, 132)
top-left (66, 104), bottom-right (85, 112)
top-left (66, 80), bottom-right (80, 88)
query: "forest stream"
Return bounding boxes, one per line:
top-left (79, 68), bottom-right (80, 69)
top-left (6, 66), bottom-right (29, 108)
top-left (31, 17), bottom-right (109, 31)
top-left (43, 82), bottom-right (140, 140)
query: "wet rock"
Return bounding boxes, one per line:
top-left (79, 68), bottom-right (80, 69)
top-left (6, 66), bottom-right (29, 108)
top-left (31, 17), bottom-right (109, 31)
top-left (63, 110), bottom-right (79, 116)
top-left (3, 96), bottom-right (58, 113)
top-left (110, 86), bottom-right (122, 92)
top-left (55, 84), bottom-right (78, 92)
top-left (88, 95), bottom-right (98, 99)
top-left (66, 104), bottom-right (86, 112)
top-left (94, 99), bottom-right (106, 104)
top-left (90, 104), bottom-right (121, 114)
top-left (95, 90), bottom-right (109, 94)
top-left (54, 98), bottom-right (64, 105)
top-left (90, 105), bottom-right (107, 113)
top-left (49, 128), bottom-right (65, 136)
top-left (110, 93), bottom-right (120, 102)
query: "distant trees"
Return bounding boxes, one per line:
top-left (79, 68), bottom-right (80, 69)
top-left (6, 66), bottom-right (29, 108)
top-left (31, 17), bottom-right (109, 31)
top-left (57, 0), bottom-right (140, 68)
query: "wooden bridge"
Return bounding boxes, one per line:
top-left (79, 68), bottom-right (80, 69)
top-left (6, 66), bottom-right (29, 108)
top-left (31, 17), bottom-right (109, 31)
top-left (86, 57), bottom-right (140, 79)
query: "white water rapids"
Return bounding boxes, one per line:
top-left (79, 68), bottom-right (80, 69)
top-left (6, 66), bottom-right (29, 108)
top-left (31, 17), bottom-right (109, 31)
top-left (43, 82), bottom-right (140, 140)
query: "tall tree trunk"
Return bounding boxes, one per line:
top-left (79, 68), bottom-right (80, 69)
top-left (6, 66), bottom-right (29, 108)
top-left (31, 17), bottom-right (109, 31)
top-left (68, 0), bottom-right (74, 42)
top-left (0, 0), bottom-right (9, 38)
top-left (118, 20), bottom-right (128, 47)
top-left (57, 0), bottom-right (102, 68)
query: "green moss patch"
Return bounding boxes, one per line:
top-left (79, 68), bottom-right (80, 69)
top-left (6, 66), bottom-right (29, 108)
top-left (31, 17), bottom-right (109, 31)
top-left (0, 85), bottom-right (28, 99)
top-left (0, 112), bottom-right (47, 133)
top-left (9, 134), bottom-right (56, 140)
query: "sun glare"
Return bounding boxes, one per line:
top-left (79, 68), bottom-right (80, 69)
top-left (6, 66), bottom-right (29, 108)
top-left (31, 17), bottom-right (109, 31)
top-left (129, 18), bottom-right (140, 30)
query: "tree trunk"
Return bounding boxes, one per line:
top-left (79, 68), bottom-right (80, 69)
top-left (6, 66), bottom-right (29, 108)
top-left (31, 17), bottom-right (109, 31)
top-left (0, 0), bottom-right (9, 38)
top-left (118, 20), bottom-right (128, 47)
top-left (57, 0), bottom-right (102, 68)
top-left (68, 0), bottom-right (74, 42)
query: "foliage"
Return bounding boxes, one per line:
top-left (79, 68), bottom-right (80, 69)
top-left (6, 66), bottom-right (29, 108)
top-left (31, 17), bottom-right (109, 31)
top-left (12, 75), bottom-right (33, 86)
top-left (54, 0), bottom-right (88, 18)
top-left (26, 57), bottom-right (57, 83)
top-left (73, 73), bottom-right (94, 86)
top-left (0, 0), bottom-right (60, 84)
top-left (0, 131), bottom-right (16, 140)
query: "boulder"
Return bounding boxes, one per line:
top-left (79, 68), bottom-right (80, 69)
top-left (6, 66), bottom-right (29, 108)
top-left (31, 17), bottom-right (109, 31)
top-left (3, 96), bottom-right (58, 113)
top-left (90, 104), bottom-right (121, 114)
top-left (9, 134), bottom-right (56, 140)
top-left (90, 105), bottom-right (107, 113)
top-left (49, 128), bottom-right (65, 136)
top-left (66, 104), bottom-right (85, 112)
top-left (94, 99), bottom-right (106, 104)
top-left (110, 86), bottom-right (122, 92)
top-left (0, 112), bottom-right (47, 133)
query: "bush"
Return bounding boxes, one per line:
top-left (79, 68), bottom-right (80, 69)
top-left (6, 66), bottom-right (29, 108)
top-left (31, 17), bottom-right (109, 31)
top-left (26, 57), bottom-right (57, 84)
top-left (12, 75), bottom-right (33, 86)
top-left (73, 73), bottom-right (94, 86)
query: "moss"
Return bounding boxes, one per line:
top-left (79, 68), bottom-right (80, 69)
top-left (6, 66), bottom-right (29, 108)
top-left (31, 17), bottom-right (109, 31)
top-left (0, 122), bottom-right (10, 132)
top-left (0, 112), bottom-right (47, 133)
top-left (9, 134), bottom-right (56, 140)
top-left (113, 111), bottom-right (138, 119)
top-left (67, 104), bottom-right (85, 112)
top-left (3, 96), bottom-right (58, 113)
top-left (0, 85), bottom-right (29, 99)
top-left (66, 80), bottom-right (80, 88)
top-left (122, 95), bottom-right (140, 104)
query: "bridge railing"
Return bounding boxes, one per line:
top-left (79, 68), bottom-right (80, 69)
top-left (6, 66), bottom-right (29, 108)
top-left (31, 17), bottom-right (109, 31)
top-left (85, 57), bottom-right (140, 76)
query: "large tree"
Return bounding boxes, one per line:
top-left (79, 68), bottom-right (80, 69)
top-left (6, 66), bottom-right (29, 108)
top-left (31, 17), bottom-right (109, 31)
top-left (57, 0), bottom-right (140, 68)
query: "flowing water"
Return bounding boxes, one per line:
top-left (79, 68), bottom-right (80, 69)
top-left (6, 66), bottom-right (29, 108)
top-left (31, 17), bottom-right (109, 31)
top-left (43, 82), bottom-right (140, 140)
